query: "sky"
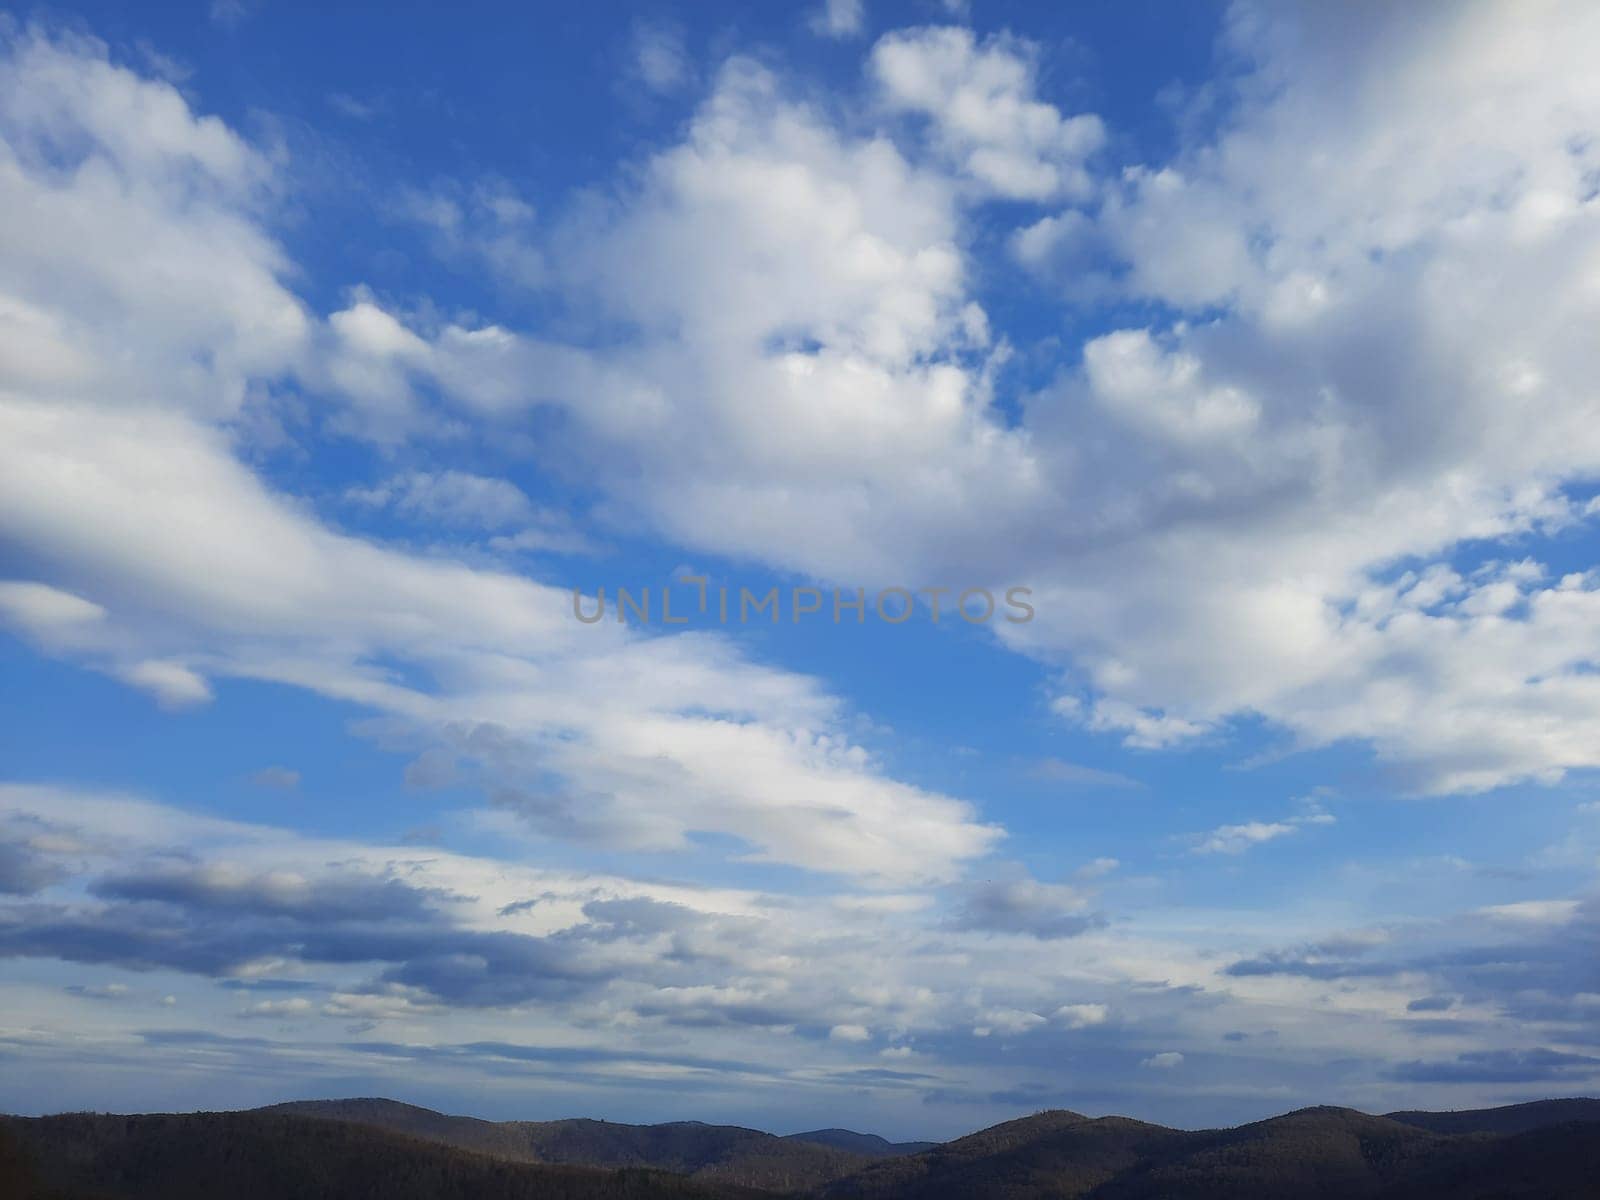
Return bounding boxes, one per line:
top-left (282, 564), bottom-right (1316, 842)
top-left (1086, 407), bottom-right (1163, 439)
top-left (2, 0), bottom-right (1600, 1141)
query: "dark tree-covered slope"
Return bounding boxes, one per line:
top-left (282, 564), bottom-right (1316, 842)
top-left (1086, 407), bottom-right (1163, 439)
top-left (9, 1096), bottom-right (1600, 1200)
top-left (267, 1098), bottom-right (872, 1192)
top-left (1384, 1097), bottom-right (1600, 1135)
top-left (0, 1111), bottom-right (767, 1200)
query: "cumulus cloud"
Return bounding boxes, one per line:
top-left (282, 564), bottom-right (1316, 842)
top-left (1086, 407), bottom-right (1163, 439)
top-left (0, 30), bottom-right (999, 886)
top-left (871, 27), bottom-right (1104, 200)
top-left (380, 1), bottom-right (1600, 801)
top-left (17, 14), bottom-right (1600, 805)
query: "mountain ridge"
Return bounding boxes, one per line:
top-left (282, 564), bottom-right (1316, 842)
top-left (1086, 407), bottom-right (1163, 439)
top-left (263, 1097), bottom-right (878, 1191)
top-left (5, 1095), bottom-right (1599, 1199)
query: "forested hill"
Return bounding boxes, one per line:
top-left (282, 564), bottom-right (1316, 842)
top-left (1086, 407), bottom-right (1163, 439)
top-left (0, 1110), bottom-right (770, 1200)
top-left (263, 1098), bottom-right (874, 1191)
top-left (5, 1096), bottom-right (1599, 1199)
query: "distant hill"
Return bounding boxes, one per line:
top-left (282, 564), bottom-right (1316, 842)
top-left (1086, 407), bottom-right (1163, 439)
top-left (265, 1098), bottom-right (873, 1192)
top-left (827, 1104), bottom-right (1600, 1199)
top-left (259, 1097), bottom-right (541, 1161)
top-left (8, 1097), bottom-right (1600, 1199)
top-left (0, 1110), bottom-right (766, 1200)
top-left (785, 1129), bottom-right (937, 1157)
top-left (1384, 1097), bottom-right (1600, 1135)
top-left (1086, 1106), bottom-right (1452, 1200)
top-left (822, 1109), bottom-right (1199, 1198)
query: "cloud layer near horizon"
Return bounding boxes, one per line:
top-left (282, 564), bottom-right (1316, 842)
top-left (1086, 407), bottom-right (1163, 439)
top-left (3, 783), bottom-right (1598, 1133)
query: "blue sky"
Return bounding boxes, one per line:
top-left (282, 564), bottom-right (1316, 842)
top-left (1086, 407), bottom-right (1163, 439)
top-left (2, 0), bottom-right (1600, 1141)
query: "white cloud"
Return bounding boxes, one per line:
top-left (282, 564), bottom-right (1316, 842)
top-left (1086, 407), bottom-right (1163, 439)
top-left (1192, 821), bottom-right (1296, 857)
top-left (208, 0), bottom-right (251, 29)
top-left (871, 27), bottom-right (1103, 200)
top-left (809, 0), bottom-right (865, 40)
top-left (1075, 858), bottom-right (1119, 880)
top-left (0, 393), bottom-right (996, 880)
top-left (1192, 800), bottom-right (1337, 856)
top-left (346, 470), bottom-right (535, 530)
top-left (391, 180), bottom-right (543, 292)
top-left (240, 997), bottom-right (314, 1019)
top-left (1140, 1051), bottom-right (1183, 1069)
top-left (327, 92), bottom-right (380, 121)
top-left (116, 660), bottom-right (213, 709)
top-left (973, 1007), bottom-right (1046, 1037)
top-left (0, 581), bottom-right (106, 641)
top-left (68, 982), bottom-right (129, 1000)
top-left (1477, 899), bottom-right (1580, 926)
top-left (1053, 1003), bottom-right (1107, 1029)
top-left (630, 22), bottom-right (689, 93)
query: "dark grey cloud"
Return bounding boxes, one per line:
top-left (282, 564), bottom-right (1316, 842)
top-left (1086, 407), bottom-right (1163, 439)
top-left (1389, 1047), bottom-right (1600, 1084)
top-left (1406, 994), bottom-right (1457, 1013)
top-left (217, 978), bottom-right (320, 993)
top-left (1227, 900), bottom-right (1600, 1032)
top-left (1225, 931), bottom-right (1398, 980)
top-left (0, 853), bottom-right (778, 1013)
top-left (367, 929), bottom-right (604, 1006)
top-left (630, 994), bottom-right (822, 1031)
top-left (0, 902), bottom-right (270, 974)
top-left (0, 857), bottom-right (595, 1006)
top-left (947, 874), bottom-right (1106, 940)
top-left (1225, 954), bottom-right (1392, 980)
top-left (496, 890), bottom-right (568, 917)
top-left (580, 896), bottom-right (703, 939)
top-left (0, 838), bottom-right (63, 895)
top-left (91, 862), bottom-right (451, 922)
